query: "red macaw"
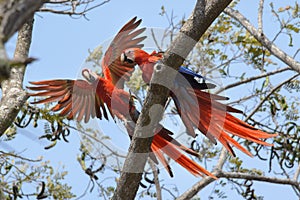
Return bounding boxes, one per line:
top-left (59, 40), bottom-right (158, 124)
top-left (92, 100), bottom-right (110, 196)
top-left (27, 17), bottom-right (216, 178)
top-left (120, 48), bottom-right (277, 157)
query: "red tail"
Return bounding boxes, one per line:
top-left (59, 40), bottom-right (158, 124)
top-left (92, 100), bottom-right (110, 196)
top-left (175, 89), bottom-right (277, 157)
top-left (151, 128), bottom-right (217, 178)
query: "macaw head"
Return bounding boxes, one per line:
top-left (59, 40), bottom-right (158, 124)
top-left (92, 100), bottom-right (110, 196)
top-left (120, 48), bottom-right (150, 65)
top-left (82, 68), bottom-right (98, 83)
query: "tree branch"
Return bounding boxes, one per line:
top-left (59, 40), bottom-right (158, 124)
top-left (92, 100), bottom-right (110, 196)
top-left (176, 175), bottom-right (215, 200)
top-left (177, 147), bottom-right (300, 200)
top-left (176, 148), bottom-right (228, 200)
top-left (215, 67), bottom-right (290, 94)
top-left (293, 163), bottom-right (300, 181)
top-left (148, 159), bottom-right (162, 200)
top-left (219, 171), bottom-right (300, 191)
top-left (0, 150), bottom-right (42, 162)
top-left (39, 0), bottom-right (110, 17)
top-left (245, 73), bottom-right (300, 121)
top-left (257, 0), bottom-right (264, 35)
top-left (0, 0), bottom-right (44, 83)
top-left (0, 0), bottom-right (45, 43)
top-left (0, 18), bottom-right (34, 136)
top-left (224, 7), bottom-right (300, 73)
top-left (111, 0), bottom-right (233, 199)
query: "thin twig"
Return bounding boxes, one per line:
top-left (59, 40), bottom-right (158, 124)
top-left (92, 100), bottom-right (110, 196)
top-left (228, 90), bottom-right (267, 105)
top-left (148, 159), bottom-right (162, 200)
top-left (293, 163), bottom-right (300, 181)
top-left (0, 150), bottom-right (42, 162)
top-left (215, 67), bottom-right (290, 94)
top-left (257, 0), bottom-right (264, 35)
top-left (39, 0), bottom-right (110, 16)
top-left (65, 123), bottom-right (127, 158)
top-left (219, 171), bottom-right (300, 192)
top-left (151, 29), bottom-right (162, 52)
top-left (245, 73), bottom-right (300, 121)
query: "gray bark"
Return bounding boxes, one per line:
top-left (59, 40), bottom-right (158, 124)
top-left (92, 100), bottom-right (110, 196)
top-left (0, 0), bottom-right (44, 83)
top-left (0, 18), bottom-right (34, 136)
top-left (0, 0), bottom-right (44, 43)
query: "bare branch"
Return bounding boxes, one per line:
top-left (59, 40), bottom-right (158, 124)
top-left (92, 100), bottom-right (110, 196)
top-left (45, 0), bottom-right (73, 4)
top-left (215, 147), bottom-right (229, 170)
top-left (150, 28), bottom-right (163, 52)
top-left (215, 67), bottom-right (291, 94)
top-left (228, 90), bottom-right (267, 105)
top-left (177, 147), bottom-right (300, 200)
top-left (293, 163), bottom-right (300, 181)
top-left (39, 0), bottom-right (110, 17)
top-left (257, 0), bottom-right (264, 35)
top-left (148, 159), bottom-right (162, 200)
top-left (176, 176), bottom-right (216, 200)
top-left (65, 123), bottom-right (127, 159)
top-left (0, 150), bottom-right (42, 162)
top-left (176, 148), bottom-right (228, 200)
top-left (245, 73), bottom-right (300, 121)
top-left (224, 7), bottom-right (300, 73)
top-left (219, 171), bottom-right (300, 191)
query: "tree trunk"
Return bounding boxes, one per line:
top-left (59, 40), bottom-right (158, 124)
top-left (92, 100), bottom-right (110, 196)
top-left (0, 18), bottom-right (34, 136)
top-left (111, 0), bottom-right (233, 199)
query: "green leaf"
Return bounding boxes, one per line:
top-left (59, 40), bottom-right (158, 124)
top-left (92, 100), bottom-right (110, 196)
top-left (263, 76), bottom-right (270, 87)
top-left (286, 24), bottom-right (300, 33)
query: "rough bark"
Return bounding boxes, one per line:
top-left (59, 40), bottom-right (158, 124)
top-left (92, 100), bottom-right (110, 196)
top-left (111, 0), bottom-right (233, 199)
top-left (0, 0), bottom-right (44, 83)
top-left (0, 18), bottom-right (34, 136)
top-left (0, 0), bottom-right (44, 43)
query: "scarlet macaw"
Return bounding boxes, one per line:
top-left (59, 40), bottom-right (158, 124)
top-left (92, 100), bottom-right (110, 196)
top-left (27, 17), bottom-right (216, 178)
top-left (120, 48), bottom-right (277, 157)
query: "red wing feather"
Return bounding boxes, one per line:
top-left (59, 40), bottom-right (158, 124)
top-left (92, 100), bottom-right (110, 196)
top-left (27, 79), bottom-right (109, 122)
top-left (102, 17), bottom-right (146, 88)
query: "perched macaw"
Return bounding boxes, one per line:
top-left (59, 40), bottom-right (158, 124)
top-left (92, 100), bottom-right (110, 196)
top-left (120, 48), bottom-right (277, 157)
top-left (27, 17), bottom-right (216, 178)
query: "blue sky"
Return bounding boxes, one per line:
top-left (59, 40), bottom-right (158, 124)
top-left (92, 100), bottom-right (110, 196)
top-left (3, 0), bottom-right (299, 199)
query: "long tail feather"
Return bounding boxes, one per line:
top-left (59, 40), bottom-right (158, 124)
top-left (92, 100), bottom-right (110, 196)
top-left (156, 126), bottom-right (200, 157)
top-left (151, 144), bottom-right (173, 177)
top-left (152, 134), bottom-right (216, 178)
top-left (175, 88), bottom-right (277, 157)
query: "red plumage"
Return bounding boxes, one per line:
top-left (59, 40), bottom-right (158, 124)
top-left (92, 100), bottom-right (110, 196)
top-left (27, 17), bottom-right (215, 178)
top-left (120, 48), bottom-right (277, 157)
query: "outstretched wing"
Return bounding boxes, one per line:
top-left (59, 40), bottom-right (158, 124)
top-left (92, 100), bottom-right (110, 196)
top-left (102, 16), bottom-right (146, 88)
top-left (27, 79), bottom-right (111, 123)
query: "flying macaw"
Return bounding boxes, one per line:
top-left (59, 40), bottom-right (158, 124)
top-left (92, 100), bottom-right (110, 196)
top-left (27, 17), bottom-right (216, 178)
top-left (119, 48), bottom-right (277, 157)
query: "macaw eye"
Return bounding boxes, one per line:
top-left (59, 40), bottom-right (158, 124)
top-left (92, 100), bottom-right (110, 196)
top-left (126, 58), bottom-right (134, 64)
top-left (120, 52), bottom-right (134, 64)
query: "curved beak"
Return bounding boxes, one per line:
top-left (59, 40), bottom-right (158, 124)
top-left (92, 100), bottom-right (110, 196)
top-left (82, 69), bottom-right (96, 83)
top-left (121, 49), bottom-right (135, 64)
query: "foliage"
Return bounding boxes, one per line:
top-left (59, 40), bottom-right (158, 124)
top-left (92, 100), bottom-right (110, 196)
top-left (0, 151), bottom-right (75, 199)
top-left (1, 0), bottom-right (300, 199)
